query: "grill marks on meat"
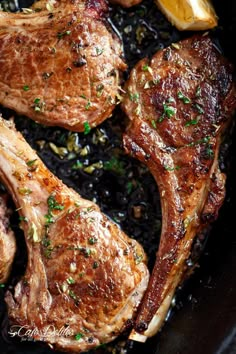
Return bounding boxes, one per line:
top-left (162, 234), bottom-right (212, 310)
top-left (0, 0), bottom-right (126, 132)
top-left (122, 34), bottom-right (236, 340)
top-left (0, 194), bottom-right (16, 283)
top-left (0, 117), bottom-right (149, 352)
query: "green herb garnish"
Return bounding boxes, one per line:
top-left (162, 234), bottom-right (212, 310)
top-left (26, 159), bottom-right (37, 167)
top-left (159, 102), bottom-right (176, 122)
top-left (142, 64), bottom-right (150, 71)
top-left (185, 118), bottom-right (199, 127)
top-left (83, 121), bottom-right (91, 135)
top-left (163, 104), bottom-right (176, 118)
top-left (195, 86), bottom-right (201, 97)
top-left (95, 47), bottom-right (104, 56)
top-left (126, 181), bottom-right (133, 194)
top-left (85, 101), bottom-right (91, 110)
top-left (19, 216), bottom-right (28, 222)
top-left (188, 136), bottom-right (210, 147)
top-left (96, 84), bottom-right (104, 97)
top-left (57, 30), bottom-right (71, 39)
top-left (67, 277), bottom-right (75, 285)
top-left (194, 103), bottom-right (204, 114)
top-left (88, 237), bottom-right (97, 245)
top-left (205, 146), bottom-right (214, 159)
top-left (72, 160), bottom-right (83, 170)
top-left (75, 333), bottom-right (84, 341)
top-left (93, 261), bottom-right (99, 269)
top-left (129, 92), bottom-right (139, 103)
top-left (164, 165), bottom-right (180, 171)
top-left (44, 195), bottom-right (64, 226)
top-left (177, 91), bottom-right (191, 104)
top-left (33, 98), bottom-right (45, 112)
top-left (69, 290), bottom-right (77, 301)
top-left (23, 85), bottom-right (29, 91)
top-left (104, 156), bottom-right (125, 175)
top-left (151, 120), bottom-right (157, 128)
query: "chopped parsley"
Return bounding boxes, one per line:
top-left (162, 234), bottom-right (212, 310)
top-left (75, 333), bottom-right (84, 341)
top-left (26, 159), bottom-right (37, 167)
top-left (80, 247), bottom-right (92, 257)
top-left (19, 216), bottom-right (28, 222)
top-left (69, 290), bottom-right (77, 301)
top-left (41, 236), bottom-right (56, 258)
top-left (126, 181), bottom-right (133, 194)
top-left (34, 98), bottom-right (41, 112)
top-left (151, 119), bottom-right (157, 128)
top-left (185, 118), bottom-right (199, 127)
top-left (205, 146), bottom-right (214, 159)
top-left (177, 91), bottom-right (191, 104)
top-left (159, 102), bottom-right (177, 122)
top-left (23, 85), bottom-right (29, 91)
top-left (195, 86), bottom-right (201, 97)
top-left (129, 92), bottom-right (139, 103)
top-left (93, 261), bottom-right (99, 269)
top-left (57, 30), bottom-right (71, 39)
top-left (103, 156), bottom-right (125, 175)
top-left (85, 101), bottom-right (91, 110)
top-left (142, 64), bottom-right (150, 71)
top-left (96, 84), bottom-right (104, 97)
top-left (67, 277), bottom-right (75, 285)
top-left (42, 237), bottom-right (51, 248)
top-left (83, 121), bottom-right (91, 135)
top-left (72, 160), bottom-right (83, 170)
top-left (134, 254), bottom-right (144, 265)
top-left (164, 165), bottom-right (181, 171)
top-left (44, 247), bottom-right (54, 259)
top-left (33, 98), bottom-right (45, 112)
top-left (48, 195), bottom-right (64, 211)
top-left (88, 237), bottom-right (97, 245)
top-left (95, 47), bottom-right (104, 56)
top-left (44, 194), bottom-right (64, 226)
top-left (188, 136), bottom-right (210, 147)
top-left (164, 103), bottom-right (176, 118)
top-left (194, 103), bottom-right (204, 114)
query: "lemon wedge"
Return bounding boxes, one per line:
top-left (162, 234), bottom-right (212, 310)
top-left (155, 0), bottom-right (218, 31)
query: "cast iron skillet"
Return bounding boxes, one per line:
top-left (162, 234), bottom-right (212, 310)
top-left (0, 1), bottom-right (236, 353)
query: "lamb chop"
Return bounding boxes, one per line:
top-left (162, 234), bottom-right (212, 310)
top-left (121, 34), bottom-right (236, 341)
top-left (0, 116), bottom-right (149, 352)
top-left (0, 194), bottom-right (16, 284)
top-left (0, 0), bottom-right (126, 132)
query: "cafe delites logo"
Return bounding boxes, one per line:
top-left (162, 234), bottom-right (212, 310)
top-left (8, 324), bottom-right (74, 341)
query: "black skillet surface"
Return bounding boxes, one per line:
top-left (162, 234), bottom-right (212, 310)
top-left (0, 0), bottom-right (236, 353)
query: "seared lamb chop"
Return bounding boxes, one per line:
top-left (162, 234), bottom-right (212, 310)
top-left (0, 0), bottom-right (126, 132)
top-left (0, 194), bottom-right (16, 283)
top-left (122, 34), bottom-right (236, 341)
top-left (0, 117), bottom-right (149, 352)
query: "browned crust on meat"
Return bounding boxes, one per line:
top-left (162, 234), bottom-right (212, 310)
top-left (0, 0), bottom-right (127, 131)
top-left (122, 34), bottom-right (236, 337)
top-left (0, 117), bottom-right (149, 352)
